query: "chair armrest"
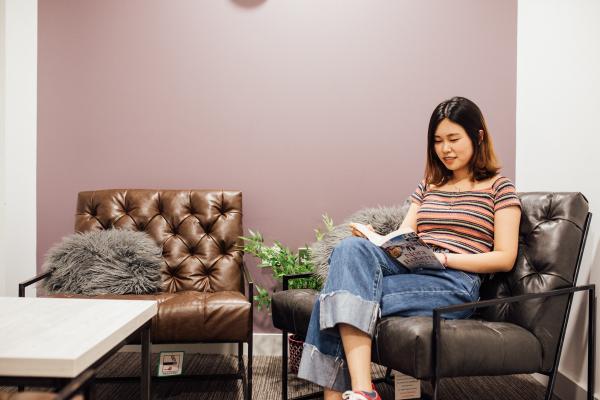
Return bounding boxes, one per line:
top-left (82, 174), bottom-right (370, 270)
top-left (241, 261), bottom-right (254, 304)
top-left (55, 369), bottom-right (95, 400)
top-left (283, 272), bottom-right (314, 291)
top-left (432, 284), bottom-right (595, 317)
top-left (18, 271), bottom-right (52, 297)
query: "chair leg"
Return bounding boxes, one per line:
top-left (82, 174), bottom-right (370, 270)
top-left (544, 371), bottom-right (558, 400)
top-left (431, 377), bottom-right (439, 400)
top-left (588, 290), bottom-right (595, 400)
top-left (85, 381), bottom-right (96, 400)
top-left (238, 342), bottom-right (250, 400)
top-left (545, 289), bottom-right (596, 400)
top-left (248, 335), bottom-right (253, 400)
top-left (141, 322), bottom-right (151, 400)
top-left (238, 342), bottom-right (245, 393)
top-left (384, 368), bottom-right (393, 385)
top-left (282, 330), bottom-right (288, 400)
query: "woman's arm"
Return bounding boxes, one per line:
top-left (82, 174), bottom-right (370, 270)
top-left (399, 202), bottom-right (420, 232)
top-left (441, 206), bottom-right (522, 273)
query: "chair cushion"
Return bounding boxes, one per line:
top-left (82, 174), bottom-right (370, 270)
top-left (49, 291), bottom-right (251, 342)
top-left (272, 289), bottom-right (318, 336)
top-left (375, 316), bottom-right (542, 379)
top-left (271, 289), bottom-right (542, 379)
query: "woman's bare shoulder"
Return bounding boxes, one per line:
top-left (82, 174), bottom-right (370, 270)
top-left (481, 174), bottom-right (503, 189)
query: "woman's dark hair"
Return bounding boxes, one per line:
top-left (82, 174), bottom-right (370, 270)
top-left (424, 96), bottom-right (500, 186)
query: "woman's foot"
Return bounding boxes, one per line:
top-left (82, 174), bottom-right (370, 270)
top-left (341, 389), bottom-right (381, 400)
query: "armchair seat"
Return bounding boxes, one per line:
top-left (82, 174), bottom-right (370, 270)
top-left (272, 290), bottom-right (541, 379)
top-left (272, 289), bottom-right (318, 337)
top-left (375, 316), bottom-right (541, 378)
top-left (50, 291), bottom-right (251, 343)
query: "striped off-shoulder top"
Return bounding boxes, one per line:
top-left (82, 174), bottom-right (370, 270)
top-left (411, 176), bottom-right (521, 254)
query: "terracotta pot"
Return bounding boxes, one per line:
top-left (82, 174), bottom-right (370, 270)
top-left (288, 334), bottom-right (304, 374)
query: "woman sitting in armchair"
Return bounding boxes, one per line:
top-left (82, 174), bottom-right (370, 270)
top-left (297, 96), bottom-right (522, 400)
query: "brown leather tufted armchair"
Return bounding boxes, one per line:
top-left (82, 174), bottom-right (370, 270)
top-left (20, 190), bottom-right (253, 399)
top-left (272, 192), bottom-right (595, 400)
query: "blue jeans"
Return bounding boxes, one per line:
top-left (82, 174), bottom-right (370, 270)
top-left (297, 236), bottom-right (480, 392)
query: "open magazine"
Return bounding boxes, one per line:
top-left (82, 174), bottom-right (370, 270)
top-left (349, 223), bottom-right (444, 271)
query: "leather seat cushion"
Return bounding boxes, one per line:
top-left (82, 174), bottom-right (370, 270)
top-left (271, 289), bottom-right (542, 379)
top-left (48, 290), bottom-right (251, 342)
top-left (375, 316), bottom-right (542, 379)
top-left (272, 289), bottom-right (318, 336)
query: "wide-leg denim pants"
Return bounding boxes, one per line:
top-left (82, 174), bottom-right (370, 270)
top-left (297, 236), bottom-right (480, 392)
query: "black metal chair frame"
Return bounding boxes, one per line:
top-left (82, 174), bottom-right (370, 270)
top-left (18, 262), bottom-right (254, 400)
top-left (55, 368), bottom-right (97, 400)
top-left (280, 213), bottom-right (595, 400)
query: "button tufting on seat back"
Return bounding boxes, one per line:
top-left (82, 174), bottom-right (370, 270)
top-left (479, 192), bottom-right (589, 373)
top-left (75, 189), bottom-right (244, 294)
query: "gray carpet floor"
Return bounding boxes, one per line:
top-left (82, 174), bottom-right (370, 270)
top-left (1, 353), bottom-right (553, 399)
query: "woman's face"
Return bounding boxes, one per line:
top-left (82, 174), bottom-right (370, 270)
top-left (433, 118), bottom-right (474, 177)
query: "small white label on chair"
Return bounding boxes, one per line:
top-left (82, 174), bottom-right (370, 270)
top-left (158, 351), bottom-right (184, 377)
top-left (394, 370), bottom-right (421, 400)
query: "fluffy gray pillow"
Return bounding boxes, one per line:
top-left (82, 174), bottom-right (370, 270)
top-left (43, 229), bottom-right (163, 295)
top-left (312, 199), bottom-right (411, 282)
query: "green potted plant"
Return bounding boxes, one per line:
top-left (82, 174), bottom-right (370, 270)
top-left (241, 214), bottom-right (333, 373)
top-left (241, 230), bottom-right (321, 310)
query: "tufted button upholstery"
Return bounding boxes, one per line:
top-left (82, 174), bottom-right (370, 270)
top-left (479, 192), bottom-right (588, 372)
top-left (75, 190), bottom-right (244, 294)
top-left (271, 192), bottom-right (590, 379)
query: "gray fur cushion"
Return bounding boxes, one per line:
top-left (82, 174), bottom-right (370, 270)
top-left (312, 199), bottom-right (411, 282)
top-left (43, 229), bottom-right (163, 295)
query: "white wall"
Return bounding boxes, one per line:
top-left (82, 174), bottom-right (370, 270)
top-left (0, 0), bottom-right (37, 296)
top-left (0, 0), bottom-right (6, 296)
top-left (517, 0), bottom-right (600, 398)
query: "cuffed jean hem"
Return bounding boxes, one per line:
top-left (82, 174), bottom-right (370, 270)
top-left (297, 343), bottom-right (350, 392)
top-left (319, 290), bottom-right (379, 338)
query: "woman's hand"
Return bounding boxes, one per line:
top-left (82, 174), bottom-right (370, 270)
top-left (348, 223), bottom-right (375, 238)
top-left (434, 252), bottom-right (449, 267)
top-left (348, 222), bottom-right (375, 231)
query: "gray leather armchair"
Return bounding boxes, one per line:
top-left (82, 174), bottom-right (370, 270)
top-left (272, 192), bottom-right (595, 400)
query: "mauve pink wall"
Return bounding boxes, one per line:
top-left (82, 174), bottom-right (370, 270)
top-left (38, 0), bottom-right (517, 332)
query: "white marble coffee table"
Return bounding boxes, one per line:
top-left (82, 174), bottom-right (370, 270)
top-left (0, 297), bottom-right (157, 399)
